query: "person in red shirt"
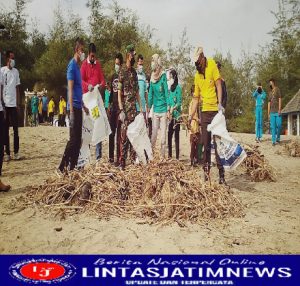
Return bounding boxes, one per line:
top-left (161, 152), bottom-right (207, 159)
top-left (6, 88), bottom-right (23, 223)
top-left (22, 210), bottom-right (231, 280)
top-left (81, 43), bottom-right (106, 160)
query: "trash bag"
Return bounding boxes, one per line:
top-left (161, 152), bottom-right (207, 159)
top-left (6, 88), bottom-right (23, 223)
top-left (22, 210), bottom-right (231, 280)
top-left (127, 113), bottom-right (153, 164)
top-left (77, 113), bottom-right (93, 168)
top-left (207, 111), bottom-right (247, 170)
top-left (82, 85), bottom-right (111, 145)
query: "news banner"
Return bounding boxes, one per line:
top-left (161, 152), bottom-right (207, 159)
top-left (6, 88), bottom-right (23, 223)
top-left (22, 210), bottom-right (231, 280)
top-left (0, 255), bottom-right (299, 286)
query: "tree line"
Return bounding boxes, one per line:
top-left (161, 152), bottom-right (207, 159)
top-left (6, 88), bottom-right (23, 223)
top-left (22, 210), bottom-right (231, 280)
top-left (0, 0), bottom-right (299, 132)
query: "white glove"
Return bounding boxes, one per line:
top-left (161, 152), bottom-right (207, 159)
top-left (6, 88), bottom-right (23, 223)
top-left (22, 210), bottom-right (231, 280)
top-left (218, 103), bottom-right (225, 114)
top-left (88, 84), bottom-right (94, 92)
top-left (119, 110), bottom-right (125, 123)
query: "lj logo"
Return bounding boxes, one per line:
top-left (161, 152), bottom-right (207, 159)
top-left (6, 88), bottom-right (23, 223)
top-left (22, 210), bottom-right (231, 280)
top-left (9, 259), bottom-right (76, 284)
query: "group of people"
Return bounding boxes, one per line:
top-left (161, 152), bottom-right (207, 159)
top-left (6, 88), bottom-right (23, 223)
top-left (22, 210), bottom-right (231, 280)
top-left (252, 79), bottom-right (282, 145)
top-left (56, 38), bottom-right (229, 185)
top-left (0, 38), bottom-right (285, 192)
top-left (58, 40), bottom-right (180, 171)
top-left (30, 93), bottom-right (67, 127)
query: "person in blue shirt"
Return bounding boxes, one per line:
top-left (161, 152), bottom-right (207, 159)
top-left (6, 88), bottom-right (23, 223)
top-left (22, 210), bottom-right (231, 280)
top-left (59, 38), bottom-right (89, 172)
top-left (136, 54), bottom-right (148, 119)
top-left (41, 93), bottom-right (48, 122)
top-left (31, 91), bottom-right (39, 127)
top-left (252, 82), bottom-right (267, 142)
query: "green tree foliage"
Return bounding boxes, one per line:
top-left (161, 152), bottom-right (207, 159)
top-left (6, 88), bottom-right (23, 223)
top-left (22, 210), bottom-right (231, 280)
top-left (0, 0), bottom-right (298, 133)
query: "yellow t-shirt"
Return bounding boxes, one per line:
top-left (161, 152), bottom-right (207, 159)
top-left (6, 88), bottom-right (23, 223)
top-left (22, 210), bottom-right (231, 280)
top-left (189, 101), bottom-right (200, 134)
top-left (194, 58), bottom-right (220, 112)
top-left (59, 100), bottom-right (66, 115)
top-left (48, 100), bottom-right (55, 113)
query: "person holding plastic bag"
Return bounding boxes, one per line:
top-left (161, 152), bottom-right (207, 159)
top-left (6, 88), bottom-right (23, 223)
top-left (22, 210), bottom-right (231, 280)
top-left (167, 69), bottom-right (182, 160)
top-left (148, 54), bottom-right (170, 159)
top-left (118, 44), bottom-right (142, 170)
top-left (189, 46), bottom-right (226, 185)
top-left (59, 38), bottom-right (89, 172)
top-left (80, 43), bottom-right (106, 160)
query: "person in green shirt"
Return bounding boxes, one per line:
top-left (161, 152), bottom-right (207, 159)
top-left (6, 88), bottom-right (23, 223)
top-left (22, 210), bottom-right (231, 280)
top-left (167, 69), bottom-right (182, 160)
top-left (148, 54), bottom-right (170, 159)
top-left (31, 92), bottom-right (39, 127)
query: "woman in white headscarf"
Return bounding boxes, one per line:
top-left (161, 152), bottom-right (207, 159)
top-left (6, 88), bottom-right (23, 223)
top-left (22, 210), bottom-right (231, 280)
top-left (148, 54), bottom-right (170, 159)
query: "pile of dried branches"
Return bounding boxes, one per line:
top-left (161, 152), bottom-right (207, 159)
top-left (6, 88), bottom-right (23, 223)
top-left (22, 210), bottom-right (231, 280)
top-left (24, 160), bottom-right (244, 225)
top-left (284, 140), bottom-right (300, 157)
top-left (242, 145), bottom-right (276, 182)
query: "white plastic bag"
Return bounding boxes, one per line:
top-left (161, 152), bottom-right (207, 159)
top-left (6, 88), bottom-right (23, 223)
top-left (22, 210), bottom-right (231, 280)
top-left (82, 86), bottom-right (111, 145)
top-left (127, 113), bottom-right (153, 164)
top-left (207, 111), bottom-right (247, 170)
top-left (77, 113), bottom-right (93, 168)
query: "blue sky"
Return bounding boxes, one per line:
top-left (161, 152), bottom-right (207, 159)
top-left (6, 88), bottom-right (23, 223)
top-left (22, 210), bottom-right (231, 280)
top-left (1, 0), bottom-right (279, 62)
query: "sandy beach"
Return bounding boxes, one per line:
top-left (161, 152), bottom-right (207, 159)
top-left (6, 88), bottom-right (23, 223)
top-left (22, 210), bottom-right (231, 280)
top-left (0, 126), bottom-right (299, 254)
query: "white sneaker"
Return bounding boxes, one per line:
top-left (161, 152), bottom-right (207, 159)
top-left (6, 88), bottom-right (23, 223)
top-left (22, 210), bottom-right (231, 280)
top-left (14, 153), bottom-right (21, 160)
top-left (3, 155), bottom-right (11, 162)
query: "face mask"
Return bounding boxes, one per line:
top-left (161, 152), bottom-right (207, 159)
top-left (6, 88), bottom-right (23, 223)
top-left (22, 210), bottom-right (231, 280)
top-left (79, 52), bottom-right (85, 62)
top-left (130, 58), bottom-right (135, 67)
top-left (115, 64), bottom-right (120, 73)
top-left (137, 65), bottom-right (143, 73)
top-left (10, 59), bottom-right (15, 68)
top-left (169, 78), bottom-right (174, 86)
top-left (151, 62), bottom-right (156, 71)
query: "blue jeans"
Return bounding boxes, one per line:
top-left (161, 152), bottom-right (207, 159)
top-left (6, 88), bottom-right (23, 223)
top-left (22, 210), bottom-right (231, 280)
top-left (96, 142), bottom-right (102, 160)
top-left (255, 106), bottom-right (263, 139)
top-left (270, 112), bottom-right (282, 143)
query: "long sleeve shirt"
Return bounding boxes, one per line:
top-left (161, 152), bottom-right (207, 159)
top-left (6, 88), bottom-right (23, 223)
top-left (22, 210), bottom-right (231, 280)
top-left (252, 89), bottom-right (267, 107)
top-left (80, 58), bottom-right (105, 94)
top-left (148, 73), bottom-right (169, 113)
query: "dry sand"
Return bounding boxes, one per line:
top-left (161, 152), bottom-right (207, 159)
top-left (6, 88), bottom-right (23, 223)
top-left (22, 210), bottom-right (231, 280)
top-left (0, 126), bottom-right (299, 254)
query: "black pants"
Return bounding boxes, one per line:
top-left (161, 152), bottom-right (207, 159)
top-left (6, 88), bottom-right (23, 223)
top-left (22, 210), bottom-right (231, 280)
top-left (201, 111), bottom-right (223, 171)
top-left (42, 110), bottom-right (47, 122)
top-left (168, 119), bottom-right (180, 159)
top-left (0, 111), bottom-right (4, 176)
top-left (58, 114), bottom-right (66, 127)
top-left (49, 112), bottom-right (54, 125)
top-left (59, 108), bottom-right (82, 171)
top-left (38, 113), bottom-right (43, 123)
top-left (108, 108), bottom-right (121, 162)
top-left (5, 107), bottom-right (19, 156)
top-left (148, 118), bottom-right (152, 139)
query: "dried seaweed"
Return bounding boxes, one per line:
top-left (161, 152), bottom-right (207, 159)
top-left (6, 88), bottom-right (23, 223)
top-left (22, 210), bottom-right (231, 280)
top-left (284, 140), bottom-right (300, 157)
top-left (24, 160), bottom-right (244, 225)
top-left (242, 145), bottom-right (276, 182)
